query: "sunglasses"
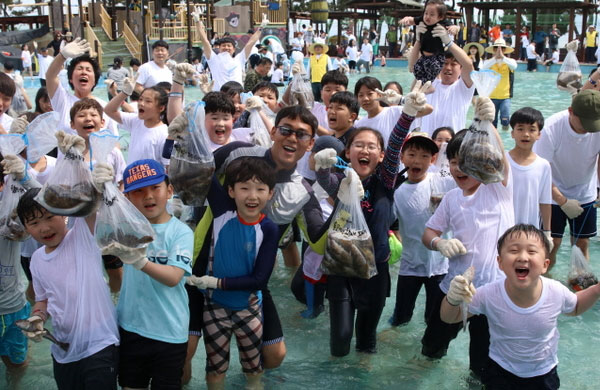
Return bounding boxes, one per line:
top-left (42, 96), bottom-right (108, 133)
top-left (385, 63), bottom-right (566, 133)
top-left (276, 125), bottom-right (312, 141)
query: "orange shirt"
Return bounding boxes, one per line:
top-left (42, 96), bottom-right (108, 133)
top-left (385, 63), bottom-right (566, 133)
top-left (489, 26), bottom-right (501, 42)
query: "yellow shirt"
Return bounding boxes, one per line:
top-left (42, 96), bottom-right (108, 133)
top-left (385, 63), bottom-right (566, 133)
top-left (586, 30), bottom-right (598, 48)
top-left (490, 62), bottom-right (513, 100)
top-left (310, 54), bottom-right (329, 83)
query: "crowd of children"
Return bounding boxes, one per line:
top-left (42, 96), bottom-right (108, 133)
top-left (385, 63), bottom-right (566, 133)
top-left (2, 7), bottom-right (600, 390)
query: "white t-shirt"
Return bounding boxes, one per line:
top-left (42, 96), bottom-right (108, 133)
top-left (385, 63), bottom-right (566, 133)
top-left (359, 43), bottom-right (373, 61)
top-left (508, 153), bottom-right (552, 227)
top-left (521, 35), bottom-right (530, 47)
top-left (136, 60), bottom-right (173, 88)
top-left (426, 171), bottom-right (514, 293)
top-left (31, 218), bottom-right (119, 363)
top-left (269, 40), bottom-right (285, 55)
top-left (37, 54), bottom-right (54, 80)
top-left (21, 50), bottom-right (32, 67)
top-left (207, 51), bottom-right (247, 91)
top-left (526, 44), bottom-right (537, 59)
top-left (533, 110), bottom-right (600, 204)
top-left (50, 83), bottom-right (119, 137)
top-left (394, 173), bottom-right (455, 277)
top-left (469, 277), bottom-right (577, 378)
top-left (415, 78), bottom-right (475, 135)
top-left (552, 51), bottom-right (560, 63)
top-left (120, 112), bottom-right (169, 166)
top-left (345, 46), bottom-right (359, 61)
top-left (355, 105), bottom-right (403, 146)
top-left (0, 112), bottom-right (13, 131)
top-left (270, 69), bottom-right (284, 84)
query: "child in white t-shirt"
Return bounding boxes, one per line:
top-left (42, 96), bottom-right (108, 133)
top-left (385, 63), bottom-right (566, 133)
top-left (421, 98), bottom-right (514, 379)
top-left (507, 107), bottom-right (552, 238)
top-left (390, 132), bottom-right (455, 326)
top-left (270, 62), bottom-right (284, 86)
top-left (441, 224), bottom-right (600, 388)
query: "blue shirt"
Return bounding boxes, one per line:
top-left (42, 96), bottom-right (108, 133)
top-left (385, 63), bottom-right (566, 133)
top-left (117, 216), bottom-right (193, 343)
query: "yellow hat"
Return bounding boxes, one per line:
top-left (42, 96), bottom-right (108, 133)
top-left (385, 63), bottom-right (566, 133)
top-left (308, 42), bottom-right (328, 54)
top-left (485, 38), bottom-right (515, 54)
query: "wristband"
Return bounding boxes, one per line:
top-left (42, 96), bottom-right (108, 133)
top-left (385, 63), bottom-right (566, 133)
top-left (173, 79), bottom-right (183, 85)
top-left (430, 236), bottom-right (440, 250)
top-left (443, 41), bottom-right (453, 51)
top-left (589, 77), bottom-right (598, 86)
top-left (169, 92), bottom-right (183, 97)
top-left (32, 309), bottom-right (48, 322)
top-left (446, 295), bottom-right (460, 307)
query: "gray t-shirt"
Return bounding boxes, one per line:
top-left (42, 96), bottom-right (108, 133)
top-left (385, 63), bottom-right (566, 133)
top-left (106, 67), bottom-right (131, 91)
top-left (0, 233), bottom-right (27, 315)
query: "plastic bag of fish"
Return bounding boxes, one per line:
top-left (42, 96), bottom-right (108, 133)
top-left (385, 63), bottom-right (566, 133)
top-left (568, 245), bottom-right (598, 291)
top-left (557, 41), bottom-right (582, 95)
top-left (321, 186), bottom-right (377, 279)
top-left (458, 71), bottom-right (504, 184)
top-left (0, 175), bottom-right (29, 241)
top-left (170, 101), bottom-right (215, 206)
top-left (90, 131), bottom-right (155, 255)
top-left (288, 63), bottom-right (314, 110)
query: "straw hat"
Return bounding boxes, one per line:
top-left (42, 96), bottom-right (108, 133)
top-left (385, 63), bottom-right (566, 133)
top-left (463, 42), bottom-right (484, 57)
top-left (485, 38), bottom-right (514, 54)
top-left (65, 31), bottom-right (73, 38)
top-left (308, 42), bottom-right (328, 54)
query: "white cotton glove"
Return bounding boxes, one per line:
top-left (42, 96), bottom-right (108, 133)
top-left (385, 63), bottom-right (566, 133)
top-left (291, 63), bottom-right (303, 76)
top-left (375, 88), bottom-right (403, 105)
top-left (338, 168), bottom-right (365, 205)
top-left (168, 112), bottom-right (189, 141)
top-left (166, 59), bottom-right (177, 72)
top-left (92, 162), bottom-right (114, 192)
top-left (446, 271), bottom-right (477, 306)
top-left (415, 22), bottom-right (427, 42)
top-left (544, 231), bottom-right (555, 253)
top-left (435, 238), bottom-right (467, 258)
top-left (473, 96), bottom-right (495, 122)
top-left (560, 198), bottom-right (584, 219)
top-left (432, 25), bottom-right (452, 46)
top-left (1, 154), bottom-right (26, 181)
top-left (55, 131), bottom-right (85, 155)
top-left (33, 41), bottom-right (38, 50)
top-left (173, 63), bottom-right (196, 85)
top-left (103, 78), bottom-right (115, 87)
top-left (21, 315), bottom-right (45, 342)
top-left (102, 242), bottom-right (148, 270)
top-left (191, 6), bottom-right (202, 23)
top-left (60, 37), bottom-right (90, 59)
top-left (198, 73), bottom-right (214, 94)
top-left (260, 13), bottom-right (269, 28)
top-left (186, 275), bottom-right (219, 289)
top-left (402, 80), bottom-right (430, 117)
top-left (121, 77), bottom-right (136, 96)
top-left (245, 96), bottom-right (264, 111)
top-left (314, 148), bottom-right (338, 170)
top-left (169, 197), bottom-right (183, 218)
top-left (566, 39), bottom-right (579, 52)
top-left (9, 116), bottom-right (28, 134)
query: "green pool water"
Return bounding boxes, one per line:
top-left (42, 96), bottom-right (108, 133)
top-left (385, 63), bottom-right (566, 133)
top-left (4, 69), bottom-right (599, 389)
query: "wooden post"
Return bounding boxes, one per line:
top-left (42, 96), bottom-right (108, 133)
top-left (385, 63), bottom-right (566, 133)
top-left (78, 0), bottom-right (84, 38)
top-left (186, 0), bottom-right (192, 62)
top-left (111, 0), bottom-right (117, 40)
top-left (338, 17), bottom-right (342, 48)
top-left (484, 7), bottom-right (490, 40)
top-left (531, 7), bottom-right (537, 41)
top-left (67, 0), bottom-right (72, 30)
top-left (581, 8), bottom-right (588, 62)
top-left (91, 0), bottom-right (96, 26)
top-left (465, 5), bottom-right (473, 31)
top-left (568, 8), bottom-right (575, 43)
top-left (158, 0), bottom-right (164, 40)
top-left (126, 0), bottom-right (130, 27)
top-left (141, 0), bottom-right (148, 62)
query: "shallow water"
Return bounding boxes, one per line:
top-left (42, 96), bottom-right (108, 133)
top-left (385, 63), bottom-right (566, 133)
top-left (5, 68), bottom-right (599, 389)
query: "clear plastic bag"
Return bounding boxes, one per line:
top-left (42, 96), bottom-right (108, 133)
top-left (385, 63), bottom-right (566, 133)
top-left (289, 63), bottom-right (314, 109)
top-left (26, 111), bottom-right (60, 163)
top-left (321, 169), bottom-right (377, 279)
top-left (35, 139), bottom-right (101, 217)
top-left (0, 175), bottom-right (29, 241)
top-left (567, 245), bottom-right (598, 291)
top-left (0, 134), bottom-right (26, 156)
top-left (169, 101), bottom-right (215, 206)
top-left (458, 70), bottom-right (504, 184)
top-left (557, 43), bottom-right (582, 95)
top-left (249, 108), bottom-right (273, 147)
top-left (434, 142), bottom-right (450, 178)
top-left (90, 131), bottom-right (155, 255)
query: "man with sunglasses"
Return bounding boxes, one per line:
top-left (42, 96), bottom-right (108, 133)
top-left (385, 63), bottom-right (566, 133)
top-left (191, 105), bottom-right (335, 372)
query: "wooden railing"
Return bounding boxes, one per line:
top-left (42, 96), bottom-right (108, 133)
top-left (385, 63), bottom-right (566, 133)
top-left (146, 2), bottom-right (211, 42)
top-left (100, 4), bottom-right (113, 40)
top-left (84, 22), bottom-right (103, 69)
top-left (253, 0), bottom-right (287, 25)
top-left (123, 22), bottom-right (142, 61)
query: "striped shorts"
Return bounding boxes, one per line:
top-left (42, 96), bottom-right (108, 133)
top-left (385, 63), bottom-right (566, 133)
top-left (202, 295), bottom-right (263, 374)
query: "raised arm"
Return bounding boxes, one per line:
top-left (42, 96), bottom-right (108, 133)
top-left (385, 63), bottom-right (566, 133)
top-left (441, 27), bottom-right (474, 87)
top-left (194, 15), bottom-right (213, 60)
top-left (243, 14), bottom-right (268, 59)
top-left (46, 38), bottom-right (90, 98)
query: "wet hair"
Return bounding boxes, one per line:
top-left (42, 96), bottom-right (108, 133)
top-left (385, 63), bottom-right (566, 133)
top-left (424, 0), bottom-right (447, 19)
top-left (349, 39), bottom-right (355, 47)
top-left (69, 98), bottom-right (103, 122)
top-left (67, 54), bottom-right (101, 91)
top-left (155, 81), bottom-right (172, 93)
top-left (432, 126), bottom-right (455, 140)
top-left (329, 91), bottom-right (359, 115)
top-left (141, 86), bottom-right (168, 124)
top-left (321, 70), bottom-right (348, 88)
top-left (345, 127), bottom-right (385, 151)
top-left (130, 90), bottom-right (140, 102)
top-left (217, 37), bottom-right (236, 47)
top-left (275, 105), bottom-right (318, 137)
top-left (443, 50), bottom-right (459, 62)
top-left (203, 91), bottom-right (236, 115)
top-left (35, 87), bottom-right (50, 113)
top-left (275, 62), bottom-right (283, 68)
top-left (21, 43), bottom-right (28, 50)
top-left (248, 53), bottom-right (261, 68)
top-left (17, 187), bottom-right (47, 225)
top-left (152, 40), bottom-right (169, 50)
top-left (0, 72), bottom-right (15, 98)
top-left (224, 156), bottom-right (276, 191)
top-left (3, 62), bottom-right (14, 71)
top-left (220, 81), bottom-right (243, 100)
top-left (113, 57), bottom-right (122, 69)
top-left (509, 107), bottom-right (544, 131)
top-left (354, 76), bottom-right (382, 96)
top-left (252, 81), bottom-right (279, 100)
top-left (383, 81), bottom-right (403, 95)
top-left (497, 223), bottom-right (550, 257)
top-left (130, 58), bottom-right (141, 68)
top-left (256, 57), bottom-right (273, 67)
top-left (445, 128), bottom-right (468, 160)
